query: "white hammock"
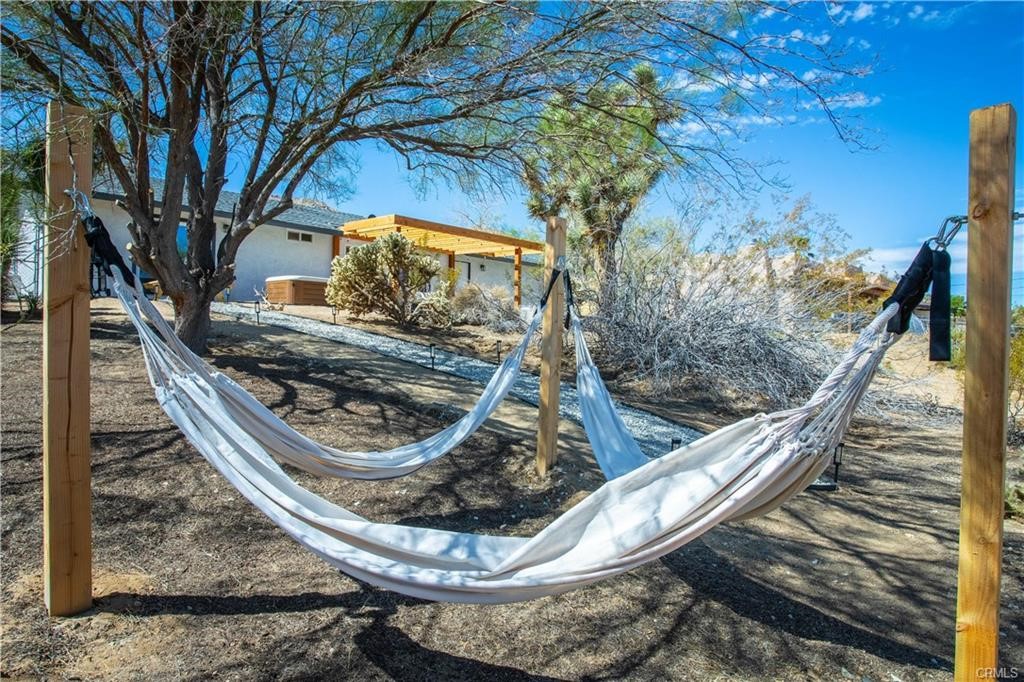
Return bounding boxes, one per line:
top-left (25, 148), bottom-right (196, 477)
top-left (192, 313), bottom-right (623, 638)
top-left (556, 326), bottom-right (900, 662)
top-left (111, 270), bottom-right (899, 603)
top-left (123, 278), bottom-right (545, 479)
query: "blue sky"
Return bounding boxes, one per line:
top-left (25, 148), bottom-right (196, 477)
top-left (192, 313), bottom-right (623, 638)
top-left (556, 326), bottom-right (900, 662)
top-left (318, 1), bottom-right (1024, 303)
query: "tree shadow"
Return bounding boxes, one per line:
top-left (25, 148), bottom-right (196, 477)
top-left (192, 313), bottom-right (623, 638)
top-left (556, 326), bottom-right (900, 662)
top-left (95, 584), bottom-right (565, 681)
top-left (657, 541), bottom-right (951, 672)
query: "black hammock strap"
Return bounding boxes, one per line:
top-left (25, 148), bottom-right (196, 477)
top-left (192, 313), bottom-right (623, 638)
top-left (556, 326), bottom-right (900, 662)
top-left (82, 214), bottom-right (136, 288)
top-left (881, 239), bottom-right (951, 360)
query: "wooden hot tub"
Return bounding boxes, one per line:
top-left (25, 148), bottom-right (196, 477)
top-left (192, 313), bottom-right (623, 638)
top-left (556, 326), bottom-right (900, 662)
top-left (264, 275), bottom-right (329, 306)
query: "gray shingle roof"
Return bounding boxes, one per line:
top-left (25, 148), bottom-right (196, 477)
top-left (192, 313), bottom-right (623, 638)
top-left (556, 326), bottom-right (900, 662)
top-left (92, 174), bottom-right (365, 235)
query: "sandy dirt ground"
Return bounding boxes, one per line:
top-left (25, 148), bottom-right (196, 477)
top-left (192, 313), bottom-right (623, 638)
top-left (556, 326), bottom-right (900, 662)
top-left (1, 300), bottom-right (1021, 681)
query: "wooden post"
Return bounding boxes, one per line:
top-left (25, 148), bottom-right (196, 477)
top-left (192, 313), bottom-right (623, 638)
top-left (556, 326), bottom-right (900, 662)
top-left (513, 247), bottom-right (523, 308)
top-left (331, 234), bottom-right (341, 258)
top-left (43, 101), bottom-right (93, 616)
top-left (954, 103), bottom-right (1016, 680)
top-left (446, 252), bottom-right (457, 296)
top-left (536, 217), bottom-right (566, 476)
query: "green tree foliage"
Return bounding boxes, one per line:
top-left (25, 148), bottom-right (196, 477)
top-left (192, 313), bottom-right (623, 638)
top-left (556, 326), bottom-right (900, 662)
top-left (3, 2), bottom-right (867, 351)
top-left (950, 294), bottom-right (966, 318)
top-left (0, 136), bottom-right (44, 299)
top-left (0, 162), bottom-right (22, 298)
top-left (325, 233), bottom-right (446, 327)
top-left (524, 64), bottom-right (678, 290)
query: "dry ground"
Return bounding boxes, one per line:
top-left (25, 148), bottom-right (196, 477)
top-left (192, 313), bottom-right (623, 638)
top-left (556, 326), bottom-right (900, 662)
top-left (272, 304), bottom-right (968, 419)
top-left (2, 301), bottom-right (1022, 681)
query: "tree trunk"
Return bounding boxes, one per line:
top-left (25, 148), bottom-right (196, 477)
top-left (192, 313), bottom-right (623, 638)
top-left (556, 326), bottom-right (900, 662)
top-left (593, 238), bottom-right (618, 307)
top-left (173, 290), bottom-right (213, 354)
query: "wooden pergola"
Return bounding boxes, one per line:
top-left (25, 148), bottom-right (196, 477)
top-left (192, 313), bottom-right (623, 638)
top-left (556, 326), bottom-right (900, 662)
top-left (339, 214), bottom-right (544, 306)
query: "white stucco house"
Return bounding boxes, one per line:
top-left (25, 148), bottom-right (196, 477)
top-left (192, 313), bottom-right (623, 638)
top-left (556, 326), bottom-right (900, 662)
top-left (11, 175), bottom-right (544, 305)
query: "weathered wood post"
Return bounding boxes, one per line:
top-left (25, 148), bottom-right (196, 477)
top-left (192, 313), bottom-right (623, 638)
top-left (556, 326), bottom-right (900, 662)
top-left (536, 216), bottom-right (566, 476)
top-left (43, 101), bottom-right (93, 616)
top-left (954, 102), bottom-right (1016, 680)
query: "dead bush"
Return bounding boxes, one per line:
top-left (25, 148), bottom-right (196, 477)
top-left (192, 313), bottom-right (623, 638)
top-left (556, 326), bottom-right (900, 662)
top-left (450, 284), bottom-right (524, 333)
top-left (571, 212), bottom-right (860, 410)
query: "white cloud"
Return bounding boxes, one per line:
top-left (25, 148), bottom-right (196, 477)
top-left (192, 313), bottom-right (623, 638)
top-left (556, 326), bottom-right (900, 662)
top-left (908, 4), bottom-right (924, 19)
top-left (851, 3), bottom-right (875, 22)
top-left (802, 92), bottom-right (882, 110)
top-left (739, 72), bottom-right (777, 90)
top-left (862, 245), bottom-right (928, 275)
top-left (810, 31), bottom-right (833, 46)
top-left (923, 10), bottom-right (941, 21)
top-left (673, 73), bottom-right (720, 94)
top-left (729, 113), bottom-right (798, 127)
top-left (676, 121), bottom-right (707, 137)
top-left (865, 223), bottom-right (1023, 279)
top-left (830, 92), bottom-right (882, 109)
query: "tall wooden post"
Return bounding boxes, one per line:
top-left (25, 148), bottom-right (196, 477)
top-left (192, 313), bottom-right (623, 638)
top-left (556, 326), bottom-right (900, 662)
top-left (513, 247), bottom-right (523, 308)
top-left (954, 103), bottom-right (1016, 680)
top-left (43, 101), bottom-right (93, 616)
top-left (536, 217), bottom-right (566, 476)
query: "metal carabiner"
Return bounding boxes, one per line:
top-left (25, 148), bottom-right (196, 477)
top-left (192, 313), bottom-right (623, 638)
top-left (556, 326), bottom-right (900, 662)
top-left (930, 215), bottom-right (967, 251)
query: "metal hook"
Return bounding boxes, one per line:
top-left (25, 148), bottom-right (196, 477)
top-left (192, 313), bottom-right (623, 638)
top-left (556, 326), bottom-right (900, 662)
top-left (64, 189), bottom-right (95, 219)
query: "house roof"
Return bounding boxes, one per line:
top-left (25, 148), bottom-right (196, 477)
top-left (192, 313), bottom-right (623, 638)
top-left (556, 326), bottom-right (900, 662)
top-left (343, 214), bottom-right (544, 257)
top-left (92, 174), bottom-right (365, 236)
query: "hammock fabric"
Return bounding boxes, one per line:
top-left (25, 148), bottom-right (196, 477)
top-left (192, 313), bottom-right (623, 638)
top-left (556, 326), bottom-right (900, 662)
top-left (123, 275), bottom-right (546, 479)
top-left (112, 269), bottom-right (900, 604)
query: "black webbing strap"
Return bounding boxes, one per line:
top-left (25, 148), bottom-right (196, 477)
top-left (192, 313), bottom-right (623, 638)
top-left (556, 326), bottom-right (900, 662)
top-left (882, 242), bottom-right (933, 335)
top-left (538, 266), bottom-right (563, 310)
top-left (929, 248), bottom-right (952, 361)
top-left (880, 238), bottom-right (953, 360)
top-left (82, 214), bottom-right (136, 287)
top-left (563, 269), bottom-right (577, 329)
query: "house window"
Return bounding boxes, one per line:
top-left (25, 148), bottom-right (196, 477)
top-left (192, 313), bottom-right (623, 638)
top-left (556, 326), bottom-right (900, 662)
top-left (287, 231), bottom-right (313, 243)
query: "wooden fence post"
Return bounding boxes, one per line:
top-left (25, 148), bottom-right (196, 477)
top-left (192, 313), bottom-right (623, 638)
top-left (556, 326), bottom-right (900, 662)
top-left (43, 101), bottom-right (93, 616)
top-left (954, 102), bottom-right (1016, 680)
top-left (536, 216), bottom-right (566, 476)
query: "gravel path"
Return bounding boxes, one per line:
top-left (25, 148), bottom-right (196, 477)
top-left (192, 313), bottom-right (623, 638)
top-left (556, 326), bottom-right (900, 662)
top-left (213, 302), bottom-right (702, 455)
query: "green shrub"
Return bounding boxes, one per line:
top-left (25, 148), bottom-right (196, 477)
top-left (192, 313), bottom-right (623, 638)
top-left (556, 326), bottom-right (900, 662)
top-left (1, 166), bottom-right (22, 299)
top-left (325, 233), bottom-right (448, 327)
top-left (1007, 481), bottom-right (1024, 521)
top-left (1009, 330), bottom-right (1024, 444)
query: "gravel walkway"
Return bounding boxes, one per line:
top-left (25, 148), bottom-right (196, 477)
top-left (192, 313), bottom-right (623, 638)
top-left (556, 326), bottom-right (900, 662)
top-left (213, 302), bottom-right (701, 455)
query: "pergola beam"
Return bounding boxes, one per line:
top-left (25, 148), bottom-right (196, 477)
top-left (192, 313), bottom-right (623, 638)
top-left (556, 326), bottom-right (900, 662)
top-left (341, 213), bottom-right (544, 257)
